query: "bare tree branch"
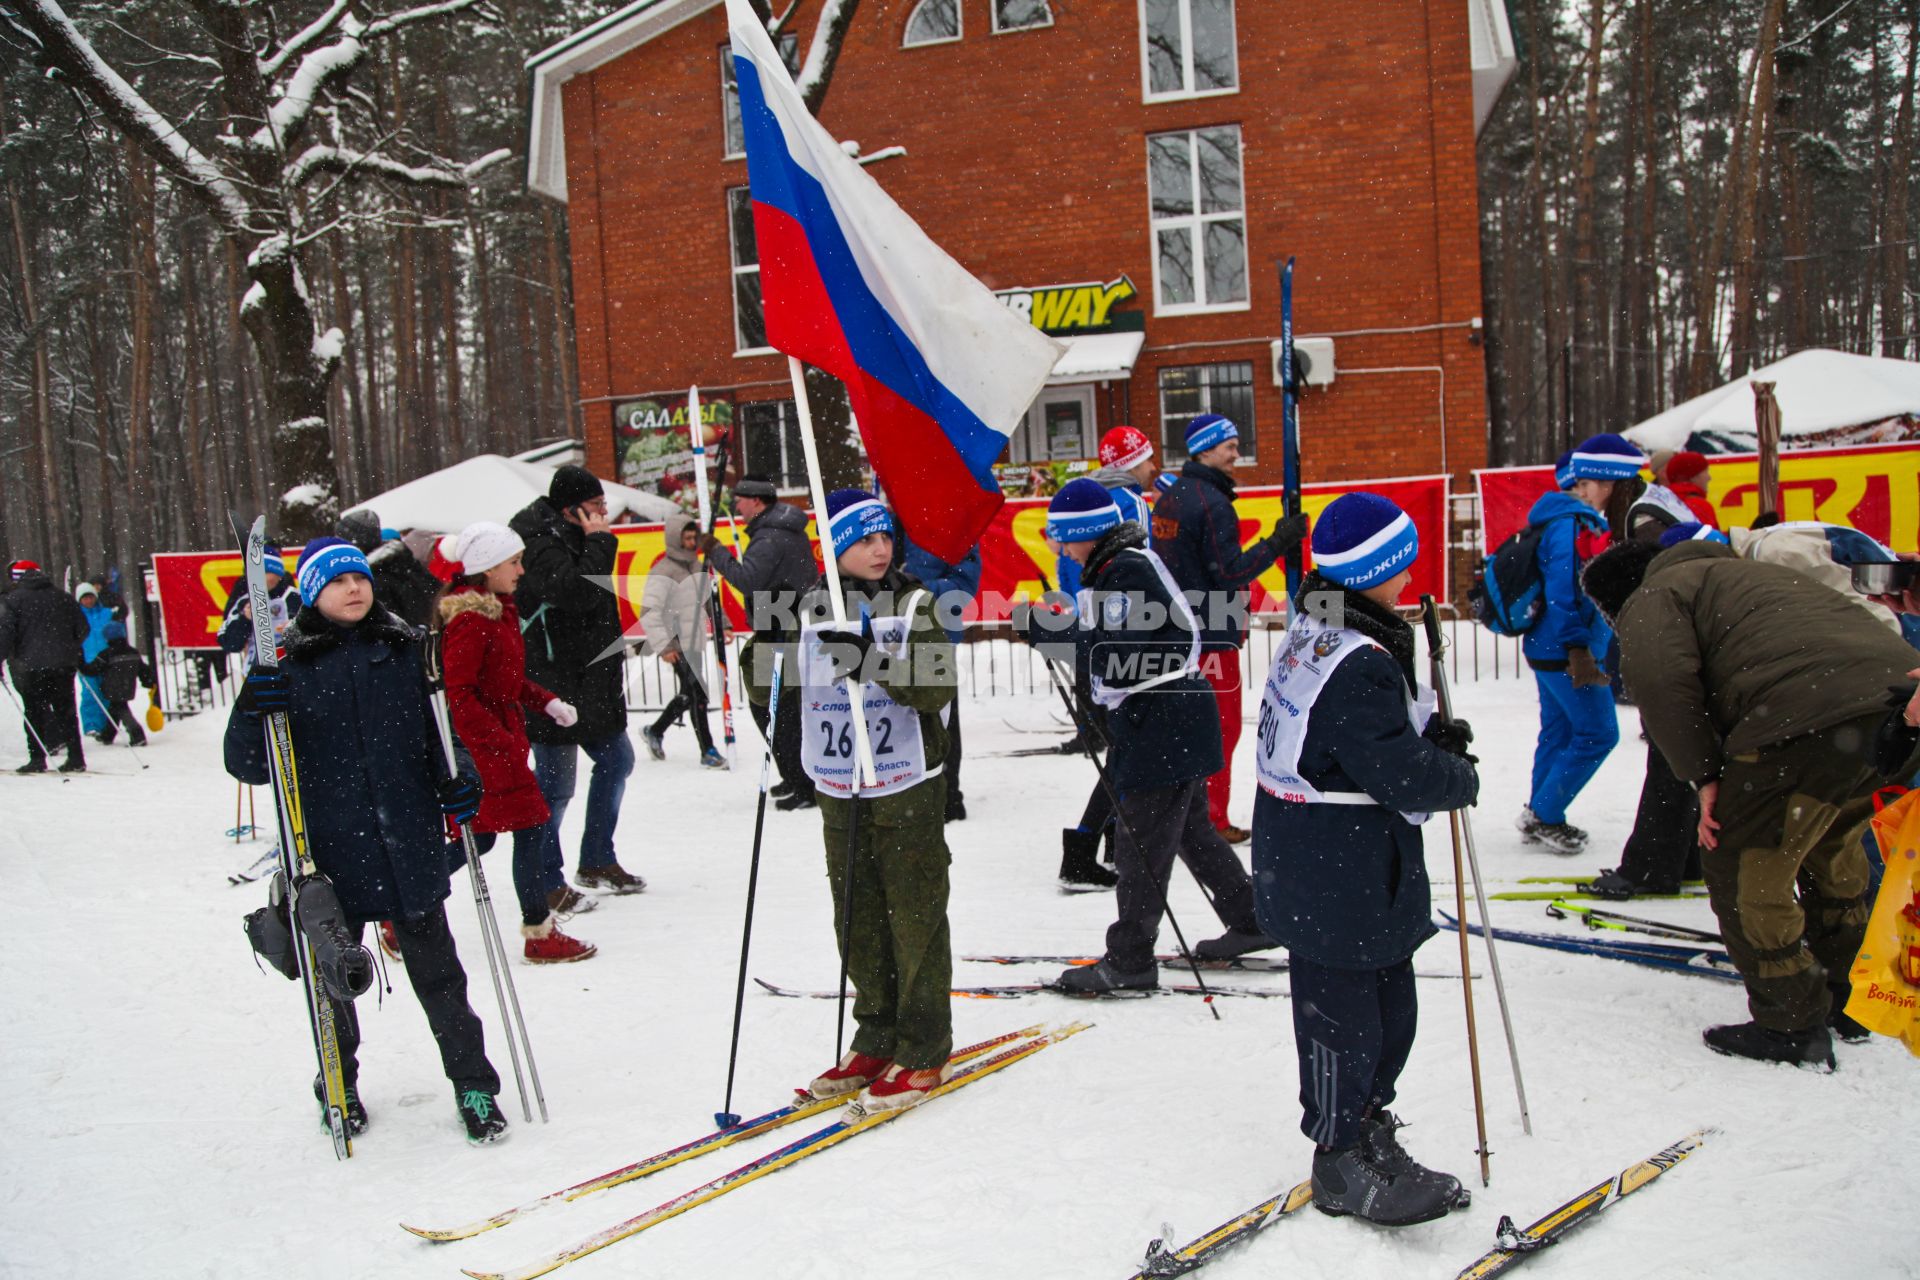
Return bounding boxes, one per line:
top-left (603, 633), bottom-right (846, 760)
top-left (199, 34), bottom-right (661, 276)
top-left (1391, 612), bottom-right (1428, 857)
top-left (797, 0), bottom-right (861, 112)
top-left (258, 0), bottom-right (351, 78)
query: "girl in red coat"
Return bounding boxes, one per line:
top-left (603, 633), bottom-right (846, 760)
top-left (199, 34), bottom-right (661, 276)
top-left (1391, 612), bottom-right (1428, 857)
top-left (439, 522), bottom-right (597, 963)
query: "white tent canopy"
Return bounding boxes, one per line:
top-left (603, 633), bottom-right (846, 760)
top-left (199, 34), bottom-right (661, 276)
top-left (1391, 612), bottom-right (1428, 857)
top-left (342, 454), bottom-right (679, 534)
top-left (1623, 349), bottom-right (1920, 452)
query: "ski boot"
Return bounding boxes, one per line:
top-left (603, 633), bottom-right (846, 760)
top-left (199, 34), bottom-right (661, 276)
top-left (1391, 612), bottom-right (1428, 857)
top-left (457, 1089), bottom-right (509, 1145)
top-left (1054, 957), bottom-right (1157, 995)
top-left (294, 875), bottom-right (375, 1002)
top-left (1311, 1140), bottom-right (1465, 1227)
top-left (1058, 827), bottom-right (1118, 891)
top-left (1516, 806), bottom-right (1587, 855)
top-left (1193, 926), bottom-right (1280, 961)
top-left (854, 1061), bottom-right (954, 1114)
top-left (313, 1074), bottom-right (369, 1136)
top-left (1703, 1020), bottom-right (1836, 1071)
top-left (244, 871), bottom-right (301, 981)
top-left (806, 1049), bottom-right (890, 1099)
top-left (1360, 1110), bottom-right (1469, 1208)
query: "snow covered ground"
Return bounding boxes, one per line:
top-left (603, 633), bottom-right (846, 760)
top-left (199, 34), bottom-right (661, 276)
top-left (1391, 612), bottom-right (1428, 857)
top-left (2, 645), bottom-right (1914, 1280)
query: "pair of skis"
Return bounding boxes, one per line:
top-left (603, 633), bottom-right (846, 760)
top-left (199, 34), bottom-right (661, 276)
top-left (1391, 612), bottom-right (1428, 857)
top-left (401, 1022), bottom-right (1087, 1278)
top-left (1438, 912), bottom-right (1740, 982)
top-left (1545, 900), bottom-right (1723, 945)
top-left (752, 977), bottom-right (1285, 1001)
top-left (1131, 1130), bottom-right (1710, 1278)
top-left (1491, 876), bottom-right (1707, 903)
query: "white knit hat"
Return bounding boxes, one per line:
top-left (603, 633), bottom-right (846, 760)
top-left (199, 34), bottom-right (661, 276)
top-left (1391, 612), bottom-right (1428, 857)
top-left (446, 522), bottom-right (524, 575)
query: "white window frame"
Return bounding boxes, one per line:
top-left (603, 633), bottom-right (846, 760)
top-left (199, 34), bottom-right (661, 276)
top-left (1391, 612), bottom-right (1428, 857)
top-left (1137, 0), bottom-right (1240, 103)
top-left (903, 0), bottom-right (963, 47)
top-left (721, 35), bottom-right (797, 161)
top-left (1145, 125), bottom-right (1251, 317)
top-left (727, 187), bottom-right (777, 357)
top-left (1158, 361), bottom-right (1257, 464)
top-left (990, 0), bottom-right (1054, 35)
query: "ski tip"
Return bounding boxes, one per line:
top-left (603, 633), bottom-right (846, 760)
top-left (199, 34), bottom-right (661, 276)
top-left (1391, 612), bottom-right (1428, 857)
top-left (714, 1111), bottom-right (742, 1130)
top-left (460, 1270), bottom-right (503, 1280)
top-left (399, 1222), bottom-right (460, 1243)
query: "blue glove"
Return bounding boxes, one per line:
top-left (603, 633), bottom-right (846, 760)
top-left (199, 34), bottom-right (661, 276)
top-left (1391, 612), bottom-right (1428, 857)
top-left (242, 667), bottom-right (291, 716)
top-left (437, 773), bottom-right (483, 825)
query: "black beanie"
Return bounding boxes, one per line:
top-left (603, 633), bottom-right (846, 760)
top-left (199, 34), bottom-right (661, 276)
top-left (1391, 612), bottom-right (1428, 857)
top-left (335, 509), bottom-right (383, 553)
top-left (1581, 540), bottom-right (1663, 623)
top-left (734, 474), bottom-right (778, 501)
top-left (549, 464), bottom-right (604, 510)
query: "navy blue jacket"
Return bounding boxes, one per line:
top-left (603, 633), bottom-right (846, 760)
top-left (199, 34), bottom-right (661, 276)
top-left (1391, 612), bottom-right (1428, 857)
top-left (1521, 490), bottom-right (1612, 666)
top-left (1150, 459), bottom-right (1284, 651)
top-left (1060, 526), bottom-right (1221, 794)
top-left (224, 605), bottom-right (475, 926)
top-left (1252, 581), bottom-right (1478, 970)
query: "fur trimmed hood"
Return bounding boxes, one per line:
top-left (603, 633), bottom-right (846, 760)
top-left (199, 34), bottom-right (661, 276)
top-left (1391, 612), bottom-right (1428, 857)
top-left (438, 586), bottom-right (505, 626)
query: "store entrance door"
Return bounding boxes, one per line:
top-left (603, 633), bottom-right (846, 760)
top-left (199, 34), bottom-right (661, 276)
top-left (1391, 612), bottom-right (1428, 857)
top-left (1014, 386), bottom-right (1096, 463)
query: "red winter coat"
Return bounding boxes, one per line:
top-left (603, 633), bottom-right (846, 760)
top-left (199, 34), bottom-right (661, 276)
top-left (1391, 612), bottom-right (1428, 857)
top-left (439, 588), bottom-right (556, 834)
top-left (1669, 480), bottom-right (1718, 528)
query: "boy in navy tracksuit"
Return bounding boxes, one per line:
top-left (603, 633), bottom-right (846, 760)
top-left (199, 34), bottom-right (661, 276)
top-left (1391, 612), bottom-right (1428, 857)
top-left (1031, 479), bottom-right (1267, 994)
top-left (1251, 493), bottom-right (1478, 1227)
top-left (79, 620), bottom-right (153, 745)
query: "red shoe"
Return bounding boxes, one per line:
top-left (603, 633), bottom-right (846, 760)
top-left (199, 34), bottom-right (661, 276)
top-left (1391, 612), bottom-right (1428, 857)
top-left (377, 921), bottom-right (403, 962)
top-left (521, 916), bottom-right (597, 964)
top-left (805, 1049), bottom-right (890, 1099)
top-left (854, 1061), bottom-right (954, 1113)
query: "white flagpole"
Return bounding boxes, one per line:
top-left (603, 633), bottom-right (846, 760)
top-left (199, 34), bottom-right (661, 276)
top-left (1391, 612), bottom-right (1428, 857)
top-left (787, 356), bottom-right (878, 788)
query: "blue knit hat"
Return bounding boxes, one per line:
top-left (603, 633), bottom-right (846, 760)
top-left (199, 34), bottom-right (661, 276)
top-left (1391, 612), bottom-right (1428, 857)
top-left (296, 536), bottom-right (372, 606)
top-left (1154, 472), bottom-right (1178, 493)
top-left (1657, 522), bottom-right (1730, 549)
top-left (262, 552), bottom-right (287, 578)
top-left (1046, 478), bottom-right (1123, 544)
top-left (104, 620), bottom-right (127, 643)
top-left (1310, 492), bottom-right (1419, 589)
top-left (825, 488), bottom-right (893, 560)
top-left (1568, 433), bottom-right (1646, 481)
top-left (1554, 451), bottom-right (1577, 491)
top-left (1184, 413), bottom-right (1239, 456)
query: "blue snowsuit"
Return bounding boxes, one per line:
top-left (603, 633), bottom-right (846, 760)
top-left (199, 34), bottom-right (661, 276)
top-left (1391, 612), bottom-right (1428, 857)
top-left (1521, 491), bottom-right (1618, 825)
top-left (78, 601), bottom-right (115, 735)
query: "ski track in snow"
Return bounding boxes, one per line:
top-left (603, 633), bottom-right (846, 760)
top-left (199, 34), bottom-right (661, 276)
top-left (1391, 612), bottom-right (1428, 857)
top-left (1, 672), bottom-right (1912, 1280)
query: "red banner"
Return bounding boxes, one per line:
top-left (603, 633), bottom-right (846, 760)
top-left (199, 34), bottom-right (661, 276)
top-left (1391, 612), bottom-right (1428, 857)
top-left (149, 475), bottom-right (1451, 650)
top-left (1474, 441), bottom-right (1920, 557)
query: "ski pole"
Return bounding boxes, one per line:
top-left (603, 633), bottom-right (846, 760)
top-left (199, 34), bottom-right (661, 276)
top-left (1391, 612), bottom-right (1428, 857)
top-left (1031, 642), bottom-right (1220, 1019)
top-left (0, 673), bottom-right (55, 761)
top-left (422, 633), bottom-right (547, 1124)
top-left (716, 651), bottom-right (784, 1128)
top-left (80, 678), bottom-right (149, 769)
top-left (1421, 597), bottom-right (1532, 1142)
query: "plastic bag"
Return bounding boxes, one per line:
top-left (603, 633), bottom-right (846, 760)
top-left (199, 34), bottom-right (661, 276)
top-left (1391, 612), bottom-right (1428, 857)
top-left (1848, 790), bottom-right (1920, 1057)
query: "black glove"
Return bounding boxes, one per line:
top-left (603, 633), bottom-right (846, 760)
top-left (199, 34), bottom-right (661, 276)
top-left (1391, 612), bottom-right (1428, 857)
top-left (437, 773), bottom-right (483, 825)
top-left (1424, 716), bottom-right (1478, 763)
top-left (817, 629), bottom-right (876, 681)
top-left (698, 532), bottom-right (723, 556)
top-left (1873, 685), bottom-right (1920, 778)
top-left (1270, 512), bottom-right (1310, 556)
top-left (239, 667), bottom-right (290, 716)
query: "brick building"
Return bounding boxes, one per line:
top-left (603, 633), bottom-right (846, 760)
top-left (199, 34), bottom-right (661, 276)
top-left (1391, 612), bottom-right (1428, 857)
top-left (527, 0), bottom-right (1516, 497)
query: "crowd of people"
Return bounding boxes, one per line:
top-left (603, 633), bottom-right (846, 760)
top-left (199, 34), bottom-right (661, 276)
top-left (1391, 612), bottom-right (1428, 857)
top-left (5, 422), bottom-right (1911, 1223)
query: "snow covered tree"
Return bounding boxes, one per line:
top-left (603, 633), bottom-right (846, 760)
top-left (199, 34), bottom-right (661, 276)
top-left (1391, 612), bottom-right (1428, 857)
top-left (2, 0), bottom-right (509, 537)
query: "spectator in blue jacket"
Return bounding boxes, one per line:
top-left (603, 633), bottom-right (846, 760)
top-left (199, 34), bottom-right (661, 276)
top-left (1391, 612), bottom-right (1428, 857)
top-left (74, 583), bottom-right (115, 738)
top-left (900, 531), bottom-right (981, 823)
top-left (1150, 413), bottom-right (1307, 841)
top-left (1518, 433), bottom-right (1641, 854)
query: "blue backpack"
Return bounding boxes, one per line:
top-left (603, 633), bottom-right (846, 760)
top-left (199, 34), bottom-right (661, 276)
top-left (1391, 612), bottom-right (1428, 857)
top-left (1469, 524), bottom-right (1552, 636)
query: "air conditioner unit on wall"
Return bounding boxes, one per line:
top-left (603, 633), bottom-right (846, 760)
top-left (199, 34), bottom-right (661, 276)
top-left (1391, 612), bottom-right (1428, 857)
top-left (1270, 336), bottom-right (1336, 388)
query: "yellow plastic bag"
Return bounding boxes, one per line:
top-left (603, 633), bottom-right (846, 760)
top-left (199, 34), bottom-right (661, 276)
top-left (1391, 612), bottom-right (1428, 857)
top-left (1849, 790), bottom-right (1920, 1057)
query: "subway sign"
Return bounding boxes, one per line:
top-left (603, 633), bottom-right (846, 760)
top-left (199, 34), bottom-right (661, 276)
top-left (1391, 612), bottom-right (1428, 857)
top-left (996, 276), bottom-right (1141, 334)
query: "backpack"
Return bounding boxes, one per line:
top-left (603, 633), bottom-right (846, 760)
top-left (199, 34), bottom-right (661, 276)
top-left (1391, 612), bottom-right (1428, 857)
top-left (1469, 523), bottom-right (1552, 636)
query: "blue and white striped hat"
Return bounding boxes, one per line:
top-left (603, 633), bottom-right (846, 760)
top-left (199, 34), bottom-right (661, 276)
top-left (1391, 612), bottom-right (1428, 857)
top-left (1184, 413), bottom-right (1239, 456)
top-left (1568, 433), bottom-right (1647, 481)
top-left (1046, 477), bottom-right (1123, 544)
top-left (824, 488), bottom-right (894, 560)
top-left (296, 537), bottom-right (372, 607)
top-left (1154, 472), bottom-right (1178, 494)
top-left (1310, 492), bottom-right (1419, 590)
top-left (1554, 451), bottom-right (1577, 491)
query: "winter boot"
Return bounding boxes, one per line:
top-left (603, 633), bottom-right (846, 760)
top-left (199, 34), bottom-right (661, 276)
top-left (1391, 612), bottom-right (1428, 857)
top-left (313, 1074), bottom-right (369, 1137)
top-left (1053, 957), bottom-right (1158, 995)
top-left (1311, 1142), bottom-right (1464, 1227)
top-left (58, 751), bottom-right (85, 773)
top-left (457, 1089), bottom-right (510, 1145)
top-left (1058, 828), bottom-right (1118, 891)
top-left (1516, 807), bottom-right (1587, 855)
top-left (775, 787), bottom-right (818, 811)
top-left (293, 876), bottom-right (375, 1002)
top-left (522, 915), bottom-right (597, 964)
top-left (15, 758), bottom-right (46, 774)
top-left (1702, 1020), bottom-right (1836, 1071)
top-left (806, 1049), bottom-right (891, 1099)
top-left (1827, 984), bottom-right (1871, 1044)
top-left (640, 727), bottom-right (666, 761)
top-left (1193, 927), bottom-right (1280, 961)
top-left (1217, 824), bottom-right (1251, 845)
top-left (1361, 1110), bottom-right (1469, 1206)
top-left (547, 885), bottom-right (598, 917)
top-left (576, 862), bottom-right (647, 894)
top-left (244, 871), bottom-right (302, 981)
top-left (699, 748), bottom-right (727, 769)
top-left (854, 1061), bottom-right (954, 1114)
top-left (771, 779), bottom-right (797, 798)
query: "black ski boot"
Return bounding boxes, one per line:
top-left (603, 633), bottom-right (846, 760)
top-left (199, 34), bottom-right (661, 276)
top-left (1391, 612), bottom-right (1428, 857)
top-left (1361, 1110), bottom-right (1469, 1207)
top-left (1193, 926), bottom-right (1280, 961)
top-left (457, 1089), bottom-right (510, 1145)
top-left (1058, 828), bottom-right (1118, 891)
top-left (15, 757), bottom-right (46, 774)
top-left (294, 876), bottom-right (375, 1002)
top-left (313, 1074), bottom-right (369, 1136)
top-left (1703, 1020), bottom-right (1836, 1071)
top-left (244, 871), bottom-right (301, 981)
top-left (1311, 1140), bottom-right (1464, 1226)
top-left (775, 787), bottom-right (818, 811)
top-left (1053, 957), bottom-right (1157, 995)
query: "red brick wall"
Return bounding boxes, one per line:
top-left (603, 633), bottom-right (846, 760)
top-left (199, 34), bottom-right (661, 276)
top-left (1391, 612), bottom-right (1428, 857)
top-left (565, 0), bottom-right (1490, 489)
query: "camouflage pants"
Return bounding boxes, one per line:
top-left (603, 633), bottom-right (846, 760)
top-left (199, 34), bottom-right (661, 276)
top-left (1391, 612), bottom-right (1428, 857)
top-left (818, 776), bottom-right (954, 1070)
top-left (1706, 715), bottom-right (1876, 1032)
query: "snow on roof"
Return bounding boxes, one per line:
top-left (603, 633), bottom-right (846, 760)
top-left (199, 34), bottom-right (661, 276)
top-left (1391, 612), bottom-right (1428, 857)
top-left (1622, 349), bottom-right (1920, 452)
top-left (342, 454), bottom-right (680, 533)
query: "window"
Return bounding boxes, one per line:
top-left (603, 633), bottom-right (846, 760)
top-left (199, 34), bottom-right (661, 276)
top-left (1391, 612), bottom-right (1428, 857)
top-left (992, 0), bottom-right (1052, 33)
top-left (1146, 126), bottom-right (1248, 313)
top-left (1159, 362), bottom-right (1255, 463)
top-left (740, 400), bottom-right (807, 489)
top-left (720, 37), bottom-right (798, 158)
top-left (728, 187), bottom-right (771, 353)
top-left (1140, 0), bottom-right (1238, 100)
top-left (904, 0), bottom-right (960, 46)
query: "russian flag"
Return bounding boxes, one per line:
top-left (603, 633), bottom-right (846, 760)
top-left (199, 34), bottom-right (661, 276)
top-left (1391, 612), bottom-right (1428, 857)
top-left (726, 0), bottom-right (1063, 563)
